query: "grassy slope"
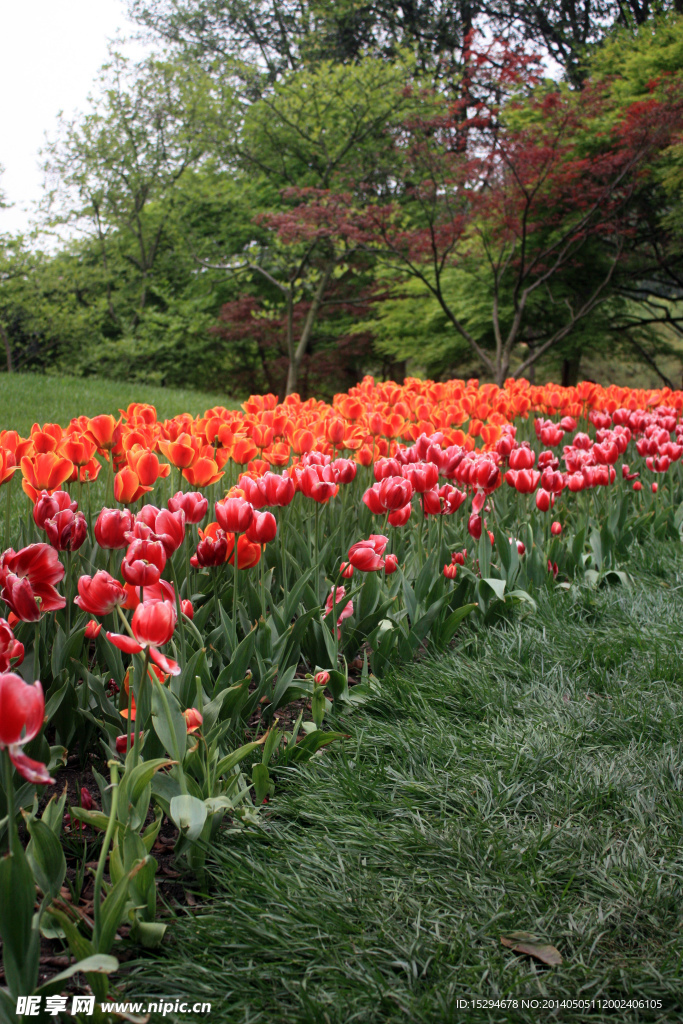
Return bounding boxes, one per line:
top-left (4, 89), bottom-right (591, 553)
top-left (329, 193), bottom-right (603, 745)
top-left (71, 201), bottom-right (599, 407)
top-left (123, 538), bottom-right (683, 1024)
top-left (0, 373), bottom-right (240, 434)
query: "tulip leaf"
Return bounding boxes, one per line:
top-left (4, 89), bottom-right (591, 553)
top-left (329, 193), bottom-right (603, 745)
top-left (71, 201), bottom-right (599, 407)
top-left (35, 954), bottom-right (119, 998)
top-left (26, 816), bottom-right (66, 900)
top-left (169, 794), bottom-right (207, 841)
top-left (0, 841), bottom-right (38, 996)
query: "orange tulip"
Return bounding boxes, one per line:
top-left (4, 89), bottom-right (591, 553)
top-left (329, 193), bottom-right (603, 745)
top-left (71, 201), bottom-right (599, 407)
top-left (262, 442), bottom-right (290, 466)
top-left (114, 467), bottom-right (152, 504)
top-left (21, 453), bottom-right (74, 502)
top-left (227, 533), bottom-right (261, 570)
top-left (182, 455), bottom-right (224, 488)
top-left (60, 434), bottom-right (97, 466)
top-left (231, 437), bottom-right (258, 464)
top-left (87, 414), bottom-right (120, 453)
top-left (0, 430), bottom-right (33, 460)
top-left (127, 446), bottom-right (171, 487)
top-left (158, 432), bottom-right (201, 469)
top-left (30, 423), bottom-right (63, 454)
top-left (0, 449), bottom-right (18, 487)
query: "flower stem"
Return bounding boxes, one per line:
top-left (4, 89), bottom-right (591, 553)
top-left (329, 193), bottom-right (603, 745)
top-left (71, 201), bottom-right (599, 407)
top-left (93, 762), bottom-right (119, 948)
top-left (1, 749), bottom-right (17, 856)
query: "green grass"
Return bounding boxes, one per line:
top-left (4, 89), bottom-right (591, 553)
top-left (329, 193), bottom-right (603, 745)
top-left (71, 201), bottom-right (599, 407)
top-left (0, 373), bottom-right (240, 434)
top-left (120, 538), bottom-right (683, 1024)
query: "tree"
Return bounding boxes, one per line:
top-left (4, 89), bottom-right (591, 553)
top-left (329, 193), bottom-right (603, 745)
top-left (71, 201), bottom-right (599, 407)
top-left (340, 36), bottom-right (683, 384)
top-left (42, 52), bottom-right (217, 333)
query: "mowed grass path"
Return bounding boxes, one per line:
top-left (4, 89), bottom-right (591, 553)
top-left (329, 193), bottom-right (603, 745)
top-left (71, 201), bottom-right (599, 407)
top-left (124, 538), bottom-right (683, 1024)
top-left (0, 373), bottom-right (239, 435)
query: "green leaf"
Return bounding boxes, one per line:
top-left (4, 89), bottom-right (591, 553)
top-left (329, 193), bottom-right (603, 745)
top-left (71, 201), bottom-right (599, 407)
top-left (0, 842), bottom-right (38, 996)
top-left (151, 681), bottom-right (187, 762)
top-left (35, 954), bottom-right (119, 997)
top-left (169, 794), bottom-right (207, 841)
top-left (215, 739), bottom-right (265, 778)
top-left (26, 817), bottom-right (66, 899)
top-left (251, 764), bottom-right (271, 805)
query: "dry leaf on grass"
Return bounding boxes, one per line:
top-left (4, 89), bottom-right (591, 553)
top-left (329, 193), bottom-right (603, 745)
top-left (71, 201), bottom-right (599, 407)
top-left (500, 932), bottom-right (563, 966)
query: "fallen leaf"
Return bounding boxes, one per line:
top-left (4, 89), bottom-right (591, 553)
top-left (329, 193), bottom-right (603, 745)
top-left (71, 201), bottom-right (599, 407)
top-left (500, 932), bottom-right (563, 966)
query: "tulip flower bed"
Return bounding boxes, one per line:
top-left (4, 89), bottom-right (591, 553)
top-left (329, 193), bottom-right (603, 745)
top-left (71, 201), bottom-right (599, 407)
top-left (1, 375), bottom-right (682, 1012)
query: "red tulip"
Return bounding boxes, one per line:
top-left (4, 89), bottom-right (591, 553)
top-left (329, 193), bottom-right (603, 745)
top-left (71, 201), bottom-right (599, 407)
top-left (384, 553), bottom-right (399, 575)
top-left (262, 472), bottom-right (296, 507)
top-left (374, 458), bottom-right (403, 481)
top-left (106, 599), bottom-right (180, 676)
top-left (121, 537), bottom-right (167, 587)
top-left (298, 465), bottom-right (339, 503)
top-left (116, 731), bottom-right (143, 754)
top-left (154, 508), bottom-right (186, 555)
top-left (0, 617), bottom-right (23, 671)
top-left (443, 563), bottom-right (458, 579)
top-left (246, 510), bottom-right (277, 545)
top-left (402, 462), bottom-right (439, 494)
top-left (181, 599), bottom-right (194, 620)
top-left (191, 528), bottom-right (229, 567)
top-left (95, 507), bottom-right (134, 549)
top-left (85, 620), bottom-right (102, 639)
top-left (551, 521), bottom-right (562, 536)
top-left (348, 535), bottom-right (388, 572)
top-left (168, 490), bottom-right (209, 523)
top-left (535, 489), bottom-right (552, 512)
top-left (0, 673), bottom-right (53, 785)
top-left (505, 469), bottom-right (540, 494)
top-left (339, 561), bottom-right (354, 578)
top-left (314, 671), bottom-right (331, 687)
top-left (331, 458), bottom-right (357, 485)
top-left (508, 446), bottom-right (535, 470)
top-left (44, 509), bottom-right (88, 552)
top-left (388, 503), bottom-right (412, 527)
top-left (74, 571), bottom-right (127, 616)
top-left (633, 481), bottom-right (643, 492)
top-left (33, 490), bottom-right (77, 530)
top-left (324, 585), bottom-right (354, 626)
top-left (0, 543), bottom-right (65, 621)
top-left (183, 708), bottom-right (203, 733)
top-left (467, 514), bottom-right (482, 540)
top-left (215, 497), bottom-right (254, 534)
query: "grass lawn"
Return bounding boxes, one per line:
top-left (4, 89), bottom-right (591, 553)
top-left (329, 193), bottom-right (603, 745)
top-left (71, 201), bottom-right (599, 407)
top-left (0, 373), bottom-right (240, 435)
top-left (122, 537), bottom-right (683, 1024)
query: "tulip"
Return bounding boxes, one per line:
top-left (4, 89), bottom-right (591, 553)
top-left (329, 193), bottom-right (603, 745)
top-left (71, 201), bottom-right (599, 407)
top-left (183, 708), bottom-right (203, 733)
top-left (168, 490), bottom-right (208, 523)
top-left (384, 553), bottom-right (399, 575)
top-left (652, 482), bottom-right (658, 493)
top-left (0, 617), bottom-right (23, 671)
top-left (33, 490), bottom-right (77, 530)
top-left (85, 620), bottom-right (102, 639)
top-left (348, 536), bottom-right (387, 572)
top-left (551, 521), bottom-right (562, 536)
top-left (388, 503), bottom-right (412, 527)
top-left (633, 481), bottom-right (643, 491)
top-left (181, 599), bottom-right (194, 620)
top-left (324, 586), bottom-right (354, 626)
top-left (0, 673), bottom-right (53, 784)
top-left (535, 489), bottom-right (552, 512)
top-left (44, 509), bottom-right (88, 552)
top-left (182, 455), bottom-right (224, 488)
top-left (74, 571), bottom-right (127, 616)
top-left (86, 414), bottom-right (119, 453)
top-left (374, 458), bottom-right (403, 481)
top-left (121, 537), bottom-right (167, 587)
top-left (114, 467), bottom-right (152, 504)
top-left (158, 432), bottom-right (201, 469)
top-left (508, 446), bottom-right (535, 470)
top-left (215, 497), bottom-right (254, 534)
top-left (95, 507), bottom-right (134, 549)
top-left (0, 543), bottom-right (65, 621)
top-left (20, 452), bottom-right (74, 502)
top-left (443, 563), bottom-right (458, 579)
top-left (299, 465), bottom-right (338, 503)
top-left (262, 472), bottom-right (296, 507)
top-left (452, 549), bottom-right (467, 565)
top-left (191, 528), bottom-right (229, 567)
top-left (116, 732), bottom-right (143, 754)
top-left (505, 469), bottom-right (540, 494)
top-left (154, 508), bottom-right (186, 556)
top-left (339, 561), bottom-right (354, 578)
top-left (402, 462), bottom-right (439, 494)
top-left (314, 670), bottom-right (331, 687)
top-left (127, 447), bottom-right (171, 488)
top-left (227, 534), bottom-right (262, 570)
top-left (106, 599), bottom-right (180, 676)
top-left (467, 514), bottom-right (482, 540)
top-left (246, 510), bottom-right (277, 545)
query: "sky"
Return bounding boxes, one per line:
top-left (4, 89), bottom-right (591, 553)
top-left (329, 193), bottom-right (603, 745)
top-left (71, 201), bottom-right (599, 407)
top-left (0, 0), bottom-right (145, 236)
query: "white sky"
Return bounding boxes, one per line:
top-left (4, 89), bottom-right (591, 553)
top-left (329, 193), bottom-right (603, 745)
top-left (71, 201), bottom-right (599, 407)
top-left (0, 0), bottom-right (144, 236)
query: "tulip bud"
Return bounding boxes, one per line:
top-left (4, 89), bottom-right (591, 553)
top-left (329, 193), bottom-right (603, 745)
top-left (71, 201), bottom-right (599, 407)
top-left (467, 514), bottom-right (482, 540)
top-left (535, 489), bottom-right (551, 512)
top-left (384, 553), bottom-right (398, 575)
top-left (516, 540), bottom-right (526, 556)
top-left (181, 599), bottom-right (194, 620)
top-left (652, 482), bottom-right (658, 493)
top-left (80, 787), bottom-right (94, 810)
top-left (443, 563), bottom-right (458, 580)
top-left (633, 481), bottom-right (642, 492)
top-left (551, 521), bottom-right (562, 536)
top-left (314, 671), bottom-right (330, 687)
top-left (339, 561), bottom-right (354, 578)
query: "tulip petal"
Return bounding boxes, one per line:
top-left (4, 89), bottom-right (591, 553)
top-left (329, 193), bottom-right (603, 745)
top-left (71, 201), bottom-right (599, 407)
top-left (149, 647), bottom-right (181, 677)
top-left (106, 632), bottom-right (143, 655)
top-left (9, 749), bottom-right (54, 785)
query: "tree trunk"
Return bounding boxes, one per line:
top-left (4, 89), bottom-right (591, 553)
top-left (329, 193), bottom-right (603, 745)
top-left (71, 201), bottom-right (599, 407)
top-left (0, 321), bottom-right (12, 373)
top-left (561, 355), bottom-right (581, 387)
top-left (285, 261), bottom-right (335, 397)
